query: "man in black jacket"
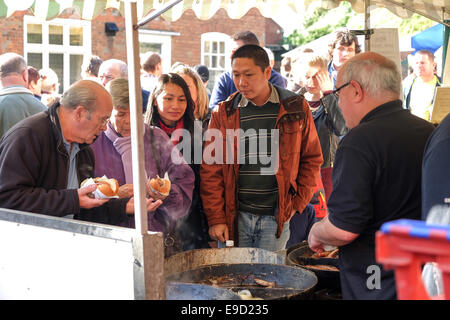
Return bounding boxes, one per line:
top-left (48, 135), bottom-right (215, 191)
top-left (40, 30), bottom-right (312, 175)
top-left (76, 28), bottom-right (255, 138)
top-left (308, 52), bottom-right (435, 299)
top-left (0, 80), bottom-right (161, 224)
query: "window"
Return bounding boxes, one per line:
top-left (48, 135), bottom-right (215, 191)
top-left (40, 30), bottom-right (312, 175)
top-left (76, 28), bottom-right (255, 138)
top-left (24, 16), bottom-right (91, 94)
top-left (201, 32), bottom-right (230, 92)
top-left (139, 30), bottom-right (179, 74)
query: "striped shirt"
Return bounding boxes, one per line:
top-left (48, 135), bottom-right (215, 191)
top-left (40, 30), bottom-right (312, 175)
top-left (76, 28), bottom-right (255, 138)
top-left (237, 84), bottom-right (280, 215)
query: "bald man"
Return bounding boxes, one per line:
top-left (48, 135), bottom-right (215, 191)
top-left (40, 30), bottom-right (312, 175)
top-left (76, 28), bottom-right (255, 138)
top-left (0, 52), bottom-right (46, 137)
top-left (308, 52), bottom-right (435, 299)
top-left (0, 80), bottom-right (161, 223)
top-left (98, 59), bottom-right (150, 113)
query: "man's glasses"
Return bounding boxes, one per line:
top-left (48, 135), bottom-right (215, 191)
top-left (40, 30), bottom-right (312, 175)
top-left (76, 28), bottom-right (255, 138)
top-left (99, 74), bottom-right (114, 82)
top-left (332, 81), bottom-right (351, 99)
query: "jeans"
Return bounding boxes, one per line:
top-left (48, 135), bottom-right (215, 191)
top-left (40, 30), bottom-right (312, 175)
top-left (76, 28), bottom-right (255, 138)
top-left (237, 211), bottom-right (290, 252)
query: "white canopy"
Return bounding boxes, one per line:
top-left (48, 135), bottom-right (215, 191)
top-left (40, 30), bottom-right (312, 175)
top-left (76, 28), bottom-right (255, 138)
top-left (1, 0), bottom-right (449, 26)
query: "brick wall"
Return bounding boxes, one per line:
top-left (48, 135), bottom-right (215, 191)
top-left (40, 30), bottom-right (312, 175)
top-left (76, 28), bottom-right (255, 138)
top-left (0, 11), bottom-right (26, 54)
top-left (89, 7), bottom-right (272, 67)
top-left (1, 7), bottom-right (283, 69)
top-left (91, 8), bottom-right (127, 62)
top-left (265, 18), bottom-right (283, 45)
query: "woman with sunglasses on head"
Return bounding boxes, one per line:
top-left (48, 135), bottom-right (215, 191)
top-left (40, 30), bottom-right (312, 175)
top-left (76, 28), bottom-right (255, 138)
top-left (171, 63), bottom-right (211, 133)
top-left (144, 73), bottom-right (212, 252)
top-left (90, 78), bottom-right (195, 257)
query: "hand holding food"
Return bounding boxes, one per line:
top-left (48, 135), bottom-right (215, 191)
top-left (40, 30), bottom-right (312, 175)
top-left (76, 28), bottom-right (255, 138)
top-left (80, 176), bottom-right (119, 199)
top-left (147, 172), bottom-right (171, 200)
top-left (78, 184), bottom-right (109, 209)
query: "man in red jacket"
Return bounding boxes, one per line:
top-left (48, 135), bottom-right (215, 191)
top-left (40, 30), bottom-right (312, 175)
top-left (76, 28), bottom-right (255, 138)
top-left (200, 45), bottom-right (322, 251)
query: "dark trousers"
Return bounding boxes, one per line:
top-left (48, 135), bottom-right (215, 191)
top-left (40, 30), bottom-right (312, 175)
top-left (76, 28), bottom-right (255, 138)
top-left (287, 203), bottom-right (317, 248)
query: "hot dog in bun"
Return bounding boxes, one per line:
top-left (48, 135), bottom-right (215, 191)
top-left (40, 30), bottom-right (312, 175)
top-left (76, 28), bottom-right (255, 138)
top-left (81, 176), bottom-right (119, 197)
top-left (148, 172), bottom-right (171, 196)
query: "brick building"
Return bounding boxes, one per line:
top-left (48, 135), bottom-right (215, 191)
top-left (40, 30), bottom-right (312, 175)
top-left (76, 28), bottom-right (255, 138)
top-left (0, 6), bottom-right (284, 93)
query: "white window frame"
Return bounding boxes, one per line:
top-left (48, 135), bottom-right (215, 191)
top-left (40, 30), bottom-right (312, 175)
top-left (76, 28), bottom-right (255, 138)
top-left (23, 15), bottom-right (92, 93)
top-left (201, 32), bottom-right (230, 70)
top-left (138, 30), bottom-right (178, 73)
top-left (201, 32), bottom-right (230, 91)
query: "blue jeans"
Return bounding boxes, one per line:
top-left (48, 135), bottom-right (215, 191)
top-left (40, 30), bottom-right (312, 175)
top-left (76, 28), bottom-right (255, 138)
top-left (237, 211), bottom-right (290, 252)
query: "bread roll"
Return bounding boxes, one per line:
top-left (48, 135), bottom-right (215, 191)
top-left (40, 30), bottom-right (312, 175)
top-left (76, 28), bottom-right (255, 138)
top-left (95, 178), bottom-right (119, 197)
top-left (148, 172), bottom-right (171, 196)
top-left (81, 176), bottom-right (119, 197)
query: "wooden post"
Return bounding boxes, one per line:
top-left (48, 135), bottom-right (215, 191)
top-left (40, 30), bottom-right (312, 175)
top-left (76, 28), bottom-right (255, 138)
top-left (365, 0), bottom-right (371, 51)
top-left (124, 0), bottom-right (165, 300)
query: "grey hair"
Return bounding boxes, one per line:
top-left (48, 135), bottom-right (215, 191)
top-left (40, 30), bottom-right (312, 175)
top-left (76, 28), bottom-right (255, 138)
top-left (340, 54), bottom-right (402, 98)
top-left (106, 78), bottom-right (129, 110)
top-left (108, 59), bottom-right (128, 78)
top-left (60, 80), bottom-right (100, 114)
top-left (0, 53), bottom-right (26, 77)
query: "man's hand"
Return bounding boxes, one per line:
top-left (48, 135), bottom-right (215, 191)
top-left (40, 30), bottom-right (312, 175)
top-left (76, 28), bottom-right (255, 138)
top-left (308, 222), bottom-right (324, 253)
top-left (315, 70), bottom-right (334, 93)
top-left (118, 184), bottom-right (134, 199)
top-left (209, 224), bottom-right (229, 242)
top-left (125, 197), bottom-right (163, 214)
top-left (308, 216), bottom-right (359, 252)
top-left (78, 184), bottom-right (109, 209)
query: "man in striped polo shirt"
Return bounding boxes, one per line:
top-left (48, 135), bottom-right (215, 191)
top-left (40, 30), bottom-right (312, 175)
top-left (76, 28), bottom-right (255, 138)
top-left (201, 45), bottom-right (323, 251)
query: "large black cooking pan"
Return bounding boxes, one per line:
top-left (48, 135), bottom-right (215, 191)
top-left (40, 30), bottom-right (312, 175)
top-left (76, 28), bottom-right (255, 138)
top-left (165, 247), bottom-right (285, 277)
top-left (286, 242), bottom-right (340, 292)
top-left (166, 263), bottom-right (317, 300)
top-left (166, 282), bottom-right (242, 300)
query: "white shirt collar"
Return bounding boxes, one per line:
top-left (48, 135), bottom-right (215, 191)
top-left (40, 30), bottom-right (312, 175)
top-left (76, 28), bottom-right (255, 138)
top-left (238, 83), bottom-right (279, 108)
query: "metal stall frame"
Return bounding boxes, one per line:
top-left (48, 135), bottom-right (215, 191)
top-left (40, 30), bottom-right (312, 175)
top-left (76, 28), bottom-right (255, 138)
top-left (0, 208), bottom-right (164, 299)
top-left (121, 0), bottom-right (184, 299)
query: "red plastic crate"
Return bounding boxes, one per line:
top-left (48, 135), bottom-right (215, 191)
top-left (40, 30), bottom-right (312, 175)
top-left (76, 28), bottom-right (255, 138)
top-left (376, 219), bottom-right (450, 300)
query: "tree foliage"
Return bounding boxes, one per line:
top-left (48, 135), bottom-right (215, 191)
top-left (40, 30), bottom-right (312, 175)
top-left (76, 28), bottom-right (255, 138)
top-left (283, 1), bottom-right (435, 48)
top-left (283, 2), bottom-right (354, 47)
top-left (398, 14), bottom-right (435, 35)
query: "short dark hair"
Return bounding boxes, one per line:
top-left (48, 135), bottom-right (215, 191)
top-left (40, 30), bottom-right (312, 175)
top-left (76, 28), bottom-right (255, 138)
top-left (231, 44), bottom-right (269, 72)
top-left (328, 28), bottom-right (361, 57)
top-left (84, 55), bottom-right (103, 77)
top-left (27, 66), bottom-right (40, 84)
top-left (193, 64), bottom-right (209, 83)
top-left (141, 52), bottom-right (162, 73)
top-left (231, 31), bottom-right (260, 46)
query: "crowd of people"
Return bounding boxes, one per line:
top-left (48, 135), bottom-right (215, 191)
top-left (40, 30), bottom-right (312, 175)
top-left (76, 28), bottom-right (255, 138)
top-left (0, 28), bottom-right (448, 300)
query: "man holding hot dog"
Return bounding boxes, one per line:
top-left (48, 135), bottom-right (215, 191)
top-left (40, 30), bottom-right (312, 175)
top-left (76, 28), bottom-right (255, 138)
top-left (0, 79), bottom-right (161, 223)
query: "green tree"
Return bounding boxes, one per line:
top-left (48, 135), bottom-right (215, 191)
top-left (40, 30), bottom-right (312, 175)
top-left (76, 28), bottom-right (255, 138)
top-left (283, 2), bottom-right (435, 48)
top-left (283, 2), bottom-right (354, 47)
top-left (398, 14), bottom-right (435, 35)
